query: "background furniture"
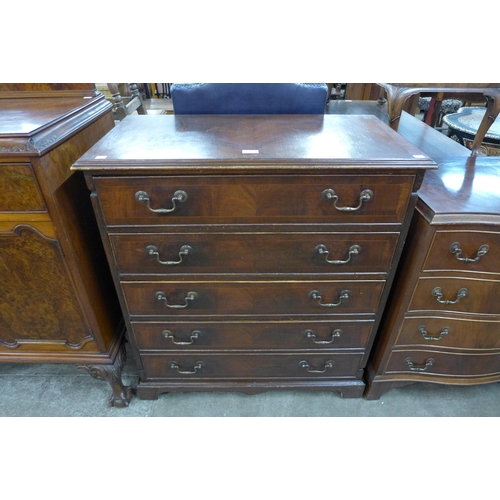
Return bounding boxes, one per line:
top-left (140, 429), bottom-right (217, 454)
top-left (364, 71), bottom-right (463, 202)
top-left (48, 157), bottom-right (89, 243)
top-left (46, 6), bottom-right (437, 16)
top-left (366, 156), bottom-right (500, 399)
top-left (170, 83), bottom-right (329, 114)
top-left (96, 83), bottom-right (147, 121)
top-left (444, 107), bottom-right (500, 156)
top-left (418, 96), bottom-right (462, 128)
top-left (378, 83), bottom-right (500, 155)
top-left (73, 114), bottom-right (435, 400)
top-left (0, 85), bottom-right (131, 407)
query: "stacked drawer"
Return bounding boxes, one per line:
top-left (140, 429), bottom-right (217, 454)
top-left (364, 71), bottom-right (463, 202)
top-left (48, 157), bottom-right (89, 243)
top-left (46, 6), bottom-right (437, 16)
top-left (366, 157), bottom-right (500, 399)
top-left (93, 172), bottom-right (412, 399)
top-left (73, 114), bottom-right (434, 400)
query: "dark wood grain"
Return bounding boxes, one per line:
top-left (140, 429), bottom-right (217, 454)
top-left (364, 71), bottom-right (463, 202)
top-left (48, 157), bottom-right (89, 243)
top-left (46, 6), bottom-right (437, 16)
top-left (365, 157), bottom-right (500, 400)
top-left (385, 350), bottom-right (500, 378)
top-left (73, 114), bottom-right (435, 169)
top-left (110, 231), bottom-right (399, 276)
top-left (0, 164), bottom-right (46, 212)
top-left (423, 229), bottom-right (500, 274)
top-left (121, 280), bottom-right (385, 317)
top-left (0, 226), bottom-right (89, 347)
top-left (409, 277), bottom-right (500, 315)
top-left (95, 174), bottom-right (415, 226)
top-left (74, 113), bottom-right (435, 400)
top-left (0, 92), bottom-right (129, 406)
top-left (140, 352), bottom-right (365, 379)
top-left (417, 157), bottom-right (500, 223)
top-left (394, 317), bottom-right (500, 350)
top-left (132, 319), bottom-right (375, 350)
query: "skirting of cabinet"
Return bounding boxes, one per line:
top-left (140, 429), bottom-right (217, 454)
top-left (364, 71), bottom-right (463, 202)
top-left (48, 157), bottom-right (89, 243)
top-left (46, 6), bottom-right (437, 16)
top-left (136, 379), bottom-right (366, 400)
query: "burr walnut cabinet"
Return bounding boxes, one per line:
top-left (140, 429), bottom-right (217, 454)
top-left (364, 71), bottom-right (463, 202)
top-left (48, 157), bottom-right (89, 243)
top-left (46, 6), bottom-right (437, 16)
top-left (366, 156), bottom-right (500, 399)
top-left (72, 114), bottom-right (435, 400)
top-left (0, 89), bottom-right (131, 406)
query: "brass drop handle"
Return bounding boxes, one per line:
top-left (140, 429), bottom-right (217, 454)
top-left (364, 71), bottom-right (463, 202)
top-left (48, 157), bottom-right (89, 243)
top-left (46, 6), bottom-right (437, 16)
top-left (170, 361), bottom-right (204, 374)
top-left (309, 289), bottom-right (350, 308)
top-left (450, 242), bottom-right (489, 263)
top-left (431, 287), bottom-right (468, 305)
top-left (299, 360), bottom-right (334, 373)
top-left (419, 325), bottom-right (450, 341)
top-left (135, 190), bottom-right (188, 214)
top-left (315, 244), bottom-right (361, 265)
top-left (304, 329), bottom-right (342, 344)
top-left (155, 291), bottom-right (198, 308)
top-left (322, 188), bottom-right (373, 212)
top-left (405, 357), bottom-right (434, 372)
top-left (162, 330), bottom-right (201, 345)
top-left (146, 244), bottom-right (193, 265)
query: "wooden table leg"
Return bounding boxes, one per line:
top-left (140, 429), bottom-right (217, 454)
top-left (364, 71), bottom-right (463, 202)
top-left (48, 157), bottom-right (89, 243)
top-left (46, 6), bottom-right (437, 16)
top-left (470, 89), bottom-right (500, 156)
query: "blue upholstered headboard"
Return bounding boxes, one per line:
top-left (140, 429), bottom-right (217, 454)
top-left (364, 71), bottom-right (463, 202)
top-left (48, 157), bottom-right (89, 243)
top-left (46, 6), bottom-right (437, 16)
top-left (170, 83), bottom-right (328, 114)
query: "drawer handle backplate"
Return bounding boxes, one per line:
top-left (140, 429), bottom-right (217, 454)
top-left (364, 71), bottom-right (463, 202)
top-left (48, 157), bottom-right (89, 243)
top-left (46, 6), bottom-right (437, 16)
top-left (146, 244), bottom-right (193, 265)
top-left (299, 360), bottom-right (334, 373)
top-left (405, 357), bottom-right (434, 372)
top-left (155, 291), bottom-right (198, 308)
top-left (170, 361), bottom-right (204, 374)
top-left (135, 190), bottom-right (188, 214)
top-left (315, 244), bottom-right (361, 265)
top-left (162, 329), bottom-right (201, 345)
top-left (431, 287), bottom-right (468, 305)
top-left (304, 328), bottom-right (342, 344)
top-left (322, 188), bottom-right (373, 212)
top-left (418, 325), bottom-right (450, 341)
top-left (450, 242), bottom-right (489, 263)
top-left (309, 289), bottom-right (350, 308)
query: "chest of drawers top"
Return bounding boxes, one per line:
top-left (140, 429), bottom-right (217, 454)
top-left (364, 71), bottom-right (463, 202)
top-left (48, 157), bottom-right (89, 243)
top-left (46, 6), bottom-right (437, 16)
top-left (72, 114), bottom-right (436, 173)
top-left (416, 156), bottom-right (500, 225)
top-left (0, 94), bottom-right (111, 157)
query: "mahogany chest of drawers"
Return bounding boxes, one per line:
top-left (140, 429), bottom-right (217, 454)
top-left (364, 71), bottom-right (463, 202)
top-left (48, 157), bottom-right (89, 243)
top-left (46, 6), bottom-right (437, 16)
top-left (0, 89), bottom-right (131, 406)
top-left (72, 114), bottom-right (435, 400)
top-left (366, 156), bottom-right (500, 399)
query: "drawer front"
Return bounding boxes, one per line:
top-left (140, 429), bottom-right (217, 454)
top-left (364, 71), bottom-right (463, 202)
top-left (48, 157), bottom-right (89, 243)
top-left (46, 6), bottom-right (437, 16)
top-left (140, 352), bottom-right (364, 379)
top-left (394, 317), bottom-right (500, 350)
top-left (110, 231), bottom-right (399, 276)
top-left (385, 350), bottom-right (500, 378)
top-left (423, 230), bottom-right (500, 275)
top-left (408, 277), bottom-right (500, 315)
top-left (131, 319), bottom-right (375, 350)
top-left (0, 164), bottom-right (46, 212)
top-left (121, 280), bottom-right (385, 317)
top-left (94, 175), bottom-right (414, 226)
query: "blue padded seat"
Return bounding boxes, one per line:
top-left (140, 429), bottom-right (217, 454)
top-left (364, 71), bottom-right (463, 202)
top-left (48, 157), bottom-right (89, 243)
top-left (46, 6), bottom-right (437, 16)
top-left (170, 83), bottom-right (328, 114)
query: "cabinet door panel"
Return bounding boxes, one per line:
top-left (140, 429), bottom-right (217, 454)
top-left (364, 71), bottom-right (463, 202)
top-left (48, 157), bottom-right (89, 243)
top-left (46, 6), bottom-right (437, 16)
top-left (0, 225), bottom-right (90, 349)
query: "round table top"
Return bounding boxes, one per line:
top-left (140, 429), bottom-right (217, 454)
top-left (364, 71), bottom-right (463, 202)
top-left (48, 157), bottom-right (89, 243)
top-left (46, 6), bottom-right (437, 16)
top-left (444, 106), bottom-right (500, 140)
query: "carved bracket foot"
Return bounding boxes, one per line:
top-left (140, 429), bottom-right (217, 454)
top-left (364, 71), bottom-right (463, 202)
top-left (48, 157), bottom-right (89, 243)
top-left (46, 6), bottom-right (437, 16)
top-left (78, 345), bottom-right (134, 408)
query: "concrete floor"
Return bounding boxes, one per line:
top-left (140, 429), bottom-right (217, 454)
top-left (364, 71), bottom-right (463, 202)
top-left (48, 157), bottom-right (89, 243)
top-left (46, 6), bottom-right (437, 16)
top-left (1, 351), bottom-right (500, 416)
